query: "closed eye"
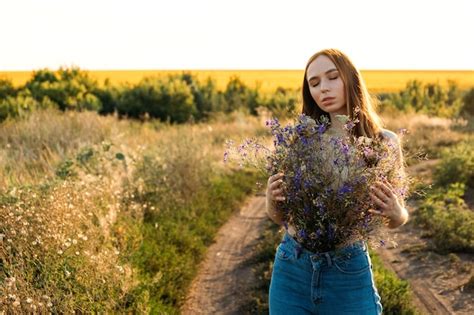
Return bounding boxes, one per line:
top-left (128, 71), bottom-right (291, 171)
top-left (311, 76), bottom-right (338, 87)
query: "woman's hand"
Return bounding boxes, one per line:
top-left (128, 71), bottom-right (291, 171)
top-left (368, 179), bottom-right (408, 227)
top-left (266, 172), bottom-right (286, 202)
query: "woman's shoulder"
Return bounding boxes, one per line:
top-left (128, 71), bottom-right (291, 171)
top-left (379, 128), bottom-right (399, 143)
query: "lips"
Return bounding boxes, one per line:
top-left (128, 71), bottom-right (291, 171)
top-left (321, 97), bottom-right (335, 104)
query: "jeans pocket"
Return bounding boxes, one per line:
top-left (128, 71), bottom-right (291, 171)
top-left (276, 243), bottom-right (294, 261)
top-left (333, 252), bottom-right (370, 275)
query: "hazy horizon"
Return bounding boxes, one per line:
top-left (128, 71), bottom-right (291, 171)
top-left (0, 0), bottom-right (472, 71)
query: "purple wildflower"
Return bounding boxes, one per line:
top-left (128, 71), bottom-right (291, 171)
top-left (344, 120), bottom-right (355, 130)
top-left (338, 183), bottom-right (353, 196)
top-left (317, 124), bottom-right (327, 134)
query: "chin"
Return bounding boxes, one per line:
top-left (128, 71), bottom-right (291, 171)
top-left (325, 105), bottom-right (345, 114)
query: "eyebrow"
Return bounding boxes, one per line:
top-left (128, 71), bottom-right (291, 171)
top-left (308, 68), bottom-right (338, 82)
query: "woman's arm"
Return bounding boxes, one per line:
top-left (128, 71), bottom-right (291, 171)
top-left (369, 129), bottom-right (410, 229)
top-left (386, 205), bottom-right (409, 228)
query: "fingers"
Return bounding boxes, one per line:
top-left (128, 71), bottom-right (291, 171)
top-left (268, 173), bottom-right (284, 188)
top-left (369, 192), bottom-right (387, 208)
top-left (370, 184), bottom-right (388, 202)
top-left (267, 172), bottom-right (285, 201)
top-left (269, 178), bottom-right (284, 190)
top-left (376, 181), bottom-right (395, 198)
top-left (368, 209), bottom-right (388, 217)
top-left (272, 188), bottom-right (284, 196)
top-left (270, 185), bottom-right (285, 201)
top-left (370, 181), bottom-right (395, 204)
top-left (269, 172), bottom-right (285, 183)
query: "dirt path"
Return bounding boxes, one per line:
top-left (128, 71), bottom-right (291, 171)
top-left (373, 159), bottom-right (474, 314)
top-left (374, 200), bottom-right (474, 315)
top-left (180, 193), bottom-right (268, 315)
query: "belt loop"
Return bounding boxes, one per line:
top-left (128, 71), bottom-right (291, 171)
top-left (324, 252), bottom-right (332, 267)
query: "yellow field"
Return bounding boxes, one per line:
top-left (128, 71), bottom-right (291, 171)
top-left (1, 69), bottom-right (473, 94)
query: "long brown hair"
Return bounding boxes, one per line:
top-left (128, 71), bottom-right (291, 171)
top-left (302, 48), bottom-right (384, 139)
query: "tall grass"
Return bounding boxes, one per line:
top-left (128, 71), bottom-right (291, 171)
top-left (381, 112), bottom-right (468, 164)
top-left (0, 108), bottom-right (116, 187)
top-left (0, 108), bottom-right (268, 312)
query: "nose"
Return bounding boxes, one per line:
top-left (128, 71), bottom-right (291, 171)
top-left (320, 80), bottom-right (329, 93)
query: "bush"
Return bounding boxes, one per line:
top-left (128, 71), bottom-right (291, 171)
top-left (24, 67), bottom-right (102, 112)
top-left (262, 86), bottom-right (298, 118)
top-left (223, 76), bottom-right (262, 115)
top-left (117, 75), bottom-right (196, 123)
top-left (0, 78), bottom-right (17, 99)
top-left (460, 87), bottom-right (474, 118)
top-left (414, 183), bottom-right (474, 253)
top-left (380, 80), bottom-right (465, 118)
top-left (433, 141), bottom-right (474, 189)
top-left (94, 80), bottom-right (120, 115)
top-left (179, 72), bottom-right (220, 121)
top-left (0, 93), bottom-right (55, 122)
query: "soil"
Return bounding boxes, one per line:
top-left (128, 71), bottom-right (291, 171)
top-left (180, 194), bottom-right (268, 315)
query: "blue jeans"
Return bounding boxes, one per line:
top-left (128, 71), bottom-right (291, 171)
top-left (269, 232), bottom-right (383, 314)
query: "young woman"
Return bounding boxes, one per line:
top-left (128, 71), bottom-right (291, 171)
top-left (266, 48), bottom-right (409, 314)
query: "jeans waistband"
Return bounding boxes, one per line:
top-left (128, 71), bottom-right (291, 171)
top-left (281, 231), bottom-right (367, 264)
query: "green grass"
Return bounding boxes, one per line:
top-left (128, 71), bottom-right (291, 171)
top-left (413, 140), bottom-right (474, 253)
top-left (112, 168), bottom-right (265, 313)
top-left (369, 249), bottom-right (419, 315)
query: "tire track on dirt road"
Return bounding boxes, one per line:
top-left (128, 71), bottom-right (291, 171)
top-left (181, 194), bottom-right (267, 315)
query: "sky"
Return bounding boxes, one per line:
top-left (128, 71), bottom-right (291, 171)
top-left (0, 0), bottom-right (473, 71)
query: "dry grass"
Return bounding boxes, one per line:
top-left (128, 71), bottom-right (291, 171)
top-left (381, 112), bottom-right (471, 164)
top-left (0, 108), bottom-right (268, 312)
top-left (0, 176), bottom-right (131, 312)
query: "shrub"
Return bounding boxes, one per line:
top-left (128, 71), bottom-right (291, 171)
top-left (24, 67), bottom-right (102, 112)
top-left (380, 80), bottom-right (465, 118)
top-left (117, 76), bottom-right (196, 123)
top-left (433, 140), bottom-right (474, 189)
top-left (414, 183), bottom-right (474, 253)
top-left (179, 72), bottom-right (220, 121)
top-left (460, 87), bottom-right (474, 118)
top-left (223, 76), bottom-right (262, 115)
top-left (262, 86), bottom-right (298, 118)
top-left (0, 78), bottom-right (16, 99)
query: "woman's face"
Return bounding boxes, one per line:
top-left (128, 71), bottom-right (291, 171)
top-left (306, 55), bottom-right (347, 115)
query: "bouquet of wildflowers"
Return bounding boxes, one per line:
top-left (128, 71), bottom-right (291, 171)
top-left (224, 113), bottom-right (410, 252)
